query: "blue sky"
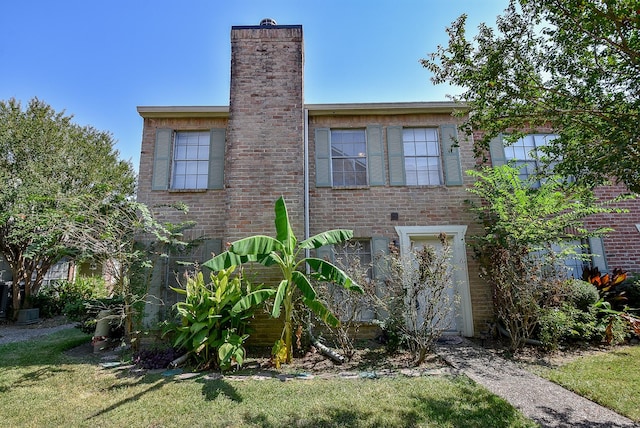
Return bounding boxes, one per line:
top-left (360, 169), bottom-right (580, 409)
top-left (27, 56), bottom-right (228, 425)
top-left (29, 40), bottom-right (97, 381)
top-left (0, 1), bottom-right (508, 173)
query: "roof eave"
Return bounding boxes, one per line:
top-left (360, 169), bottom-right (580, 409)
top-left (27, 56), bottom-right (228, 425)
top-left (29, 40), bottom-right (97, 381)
top-left (137, 106), bottom-right (230, 118)
top-left (136, 101), bottom-right (468, 118)
top-left (305, 101), bottom-right (467, 116)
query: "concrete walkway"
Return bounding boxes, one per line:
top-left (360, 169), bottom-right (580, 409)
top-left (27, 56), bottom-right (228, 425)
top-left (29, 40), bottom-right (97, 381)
top-left (0, 322), bottom-right (77, 345)
top-left (436, 338), bottom-right (638, 428)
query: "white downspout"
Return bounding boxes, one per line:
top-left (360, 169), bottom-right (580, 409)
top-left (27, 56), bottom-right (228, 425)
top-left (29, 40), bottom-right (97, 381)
top-left (304, 108), bottom-right (310, 263)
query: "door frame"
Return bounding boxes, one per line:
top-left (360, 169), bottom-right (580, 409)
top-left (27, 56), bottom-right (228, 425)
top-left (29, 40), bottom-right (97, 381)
top-left (395, 225), bottom-right (474, 337)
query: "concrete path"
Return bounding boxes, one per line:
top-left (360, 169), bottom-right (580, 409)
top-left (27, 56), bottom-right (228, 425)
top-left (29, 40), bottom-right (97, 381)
top-left (436, 338), bottom-right (638, 427)
top-left (0, 322), bottom-right (77, 345)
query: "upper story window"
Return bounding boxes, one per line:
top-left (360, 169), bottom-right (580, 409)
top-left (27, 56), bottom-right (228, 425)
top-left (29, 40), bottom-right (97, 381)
top-left (403, 128), bottom-right (443, 186)
top-left (331, 129), bottom-right (368, 187)
top-left (503, 134), bottom-right (558, 183)
top-left (315, 124), bottom-right (461, 188)
top-left (151, 128), bottom-right (225, 191)
top-left (172, 131), bottom-right (210, 190)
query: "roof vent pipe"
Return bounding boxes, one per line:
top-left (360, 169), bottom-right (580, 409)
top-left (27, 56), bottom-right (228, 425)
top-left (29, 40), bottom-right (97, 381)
top-left (259, 18), bottom-right (277, 26)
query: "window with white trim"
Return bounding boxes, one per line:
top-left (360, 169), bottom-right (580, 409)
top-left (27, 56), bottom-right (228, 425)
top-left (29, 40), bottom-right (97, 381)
top-left (403, 128), bottom-right (443, 185)
top-left (334, 240), bottom-right (373, 280)
top-left (171, 131), bottom-right (211, 190)
top-left (331, 129), bottom-right (368, 187)
top-left (504, 134), bottom-right (558, 184)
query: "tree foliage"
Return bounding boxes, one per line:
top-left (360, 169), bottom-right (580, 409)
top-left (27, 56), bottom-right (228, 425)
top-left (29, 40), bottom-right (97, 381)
top-left (423, 0), bottom-right (640, 192)
top-left (466, 165), bottom-right (629, 349)
top-left (0, 98), bottom-right (135, 317)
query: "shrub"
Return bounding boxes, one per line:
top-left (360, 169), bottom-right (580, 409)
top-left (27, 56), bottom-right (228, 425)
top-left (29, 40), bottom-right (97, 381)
top-left (466, 165), bottom-right (624, 350)
top-left (538, 307), bottom-right (569, 350)
top-left (163, 267), bottom-right (274, 371)
top-left (566, 279), bottom-right (600, 312)
top-left (617, 276), bottom-right (640, 313)
top-left (31, 277), bottom-right (108, 319)
top-left (538, 303), bottom-right (597, 350)
top-left (27, 289), bottom-right (62, 318)
top-left (314, 241), bottom-right (378, 360)
top-left (374, 234), bottom-right (456, 364)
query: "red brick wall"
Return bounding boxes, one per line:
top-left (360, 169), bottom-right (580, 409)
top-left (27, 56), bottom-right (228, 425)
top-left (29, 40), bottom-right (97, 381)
top-left (477, 128), bottom-right (640, 275)
top-left (587, 185), bottom-right (640, 273)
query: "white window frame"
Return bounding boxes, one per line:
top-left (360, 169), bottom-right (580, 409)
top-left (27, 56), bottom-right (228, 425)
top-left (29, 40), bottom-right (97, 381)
top-left (402, 127), bottom-right (443, 186)
top-left (330, 129), bottom-right (368, 187)
top-left (171, 131), bottom-right (211, 190)
top-left (504, 134), bottom-right (558, 185)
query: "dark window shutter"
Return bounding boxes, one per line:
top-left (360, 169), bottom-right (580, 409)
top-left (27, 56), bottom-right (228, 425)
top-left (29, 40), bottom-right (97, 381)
top-left (489, 134), bottom-right (507, 166)
top-left (152, 128), bottom-right (173, 190)
top-left (387, 126), bottom-right (406, 186)
top-left (588, 237), bottom-right (608, 273)
top-left (208, 128), bottom-right (225, 189)
top-left (440, 124), bottom-right (463, 186)
top-left (367, 125), bottom-right (385, 186)
top-left (371, 236), bottom-right (390, 280)
top-left (201, 238), bottom-right (223, 274)
top-left (315, 245), bottom-right (334, 263)
top-left (315, 128), bottom-right (332, 187)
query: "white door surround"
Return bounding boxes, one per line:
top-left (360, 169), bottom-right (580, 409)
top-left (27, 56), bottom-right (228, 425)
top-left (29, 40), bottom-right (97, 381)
top-left (395, 225), bottom-right (474, 337)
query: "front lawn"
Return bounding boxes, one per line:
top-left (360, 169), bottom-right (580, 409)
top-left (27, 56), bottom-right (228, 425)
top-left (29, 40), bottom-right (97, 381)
top-left (0, 328), bottom-right (535, 427)
top-left (532, 345), bottom-right (640, 422)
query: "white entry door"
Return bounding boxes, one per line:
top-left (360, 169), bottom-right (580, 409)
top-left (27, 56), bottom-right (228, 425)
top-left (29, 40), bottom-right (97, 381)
top-left (409, 236), bottom-right (459, 334)
top-left (395, 226), bottom-right (474, 337)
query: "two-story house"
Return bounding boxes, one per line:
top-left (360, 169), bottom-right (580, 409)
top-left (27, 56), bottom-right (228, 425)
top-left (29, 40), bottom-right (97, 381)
top-left (136, 21), bottom-right (639, 343)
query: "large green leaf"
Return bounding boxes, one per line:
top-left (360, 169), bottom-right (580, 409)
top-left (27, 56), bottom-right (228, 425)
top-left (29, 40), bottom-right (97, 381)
top-left (304, 298), bottom-right (340, 327)
top-left (274, 196), bottom-right (296, 254)
top-left (231, 289), bottom-right (277, 314)
top-left (271, 279), bottom-right (288, 319)
top-left (203, 251), bottom-right (260, 271)
top-left (170, 286), bottom-right (187, 295)
top-left (306, 257), bottom-right (363, 293)
top-left (230, 235), bottom-right (283, 256)
top-left (291, 270), bottom-right (316, 300)
top-left (299, 229), bottom-right (353, 249)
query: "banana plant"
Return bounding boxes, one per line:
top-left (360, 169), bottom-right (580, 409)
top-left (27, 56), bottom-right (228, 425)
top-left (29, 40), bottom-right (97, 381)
top-left (203, 196), bottom-right (362, 363)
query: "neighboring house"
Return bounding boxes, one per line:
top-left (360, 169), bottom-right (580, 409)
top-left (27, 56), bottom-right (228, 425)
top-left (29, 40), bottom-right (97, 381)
top-left (135, 21), bottom-right (640, 342)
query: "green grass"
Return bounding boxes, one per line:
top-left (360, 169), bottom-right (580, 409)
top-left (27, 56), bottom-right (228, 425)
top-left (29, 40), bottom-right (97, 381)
top-left (0, 328), bottom-right (536, 428)
top-left (533, 345), bottom-right (640, 422)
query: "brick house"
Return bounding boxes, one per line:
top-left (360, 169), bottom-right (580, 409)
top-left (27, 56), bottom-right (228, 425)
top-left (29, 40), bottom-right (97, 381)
top-left (136, 21), bottom-right (639, 342)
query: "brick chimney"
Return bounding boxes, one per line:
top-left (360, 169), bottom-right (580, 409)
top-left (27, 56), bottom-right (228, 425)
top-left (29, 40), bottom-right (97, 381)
top-left (224, 21), bottom-right (305, 241)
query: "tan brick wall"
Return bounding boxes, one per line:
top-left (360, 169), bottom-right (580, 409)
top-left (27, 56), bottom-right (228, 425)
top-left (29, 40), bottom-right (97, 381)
top-left (308, 113), bottom-right (492, 334)
top-left (137, 116), bottom-right (229, 240)
top-left (225, 26), bottom-right (305, 242)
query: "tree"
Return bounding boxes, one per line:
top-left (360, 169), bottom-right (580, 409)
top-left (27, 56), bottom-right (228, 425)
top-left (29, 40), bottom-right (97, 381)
top-left (0, 98), bottom-right (135, 318)
top-left (466, 164), bottom-right (628, 349)
top-left (204, 196), bottom-right (362, 364)
top-left (423, 0), bottom-right (640, 192)
top-left (67, 196), bottom-right (195, 343)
